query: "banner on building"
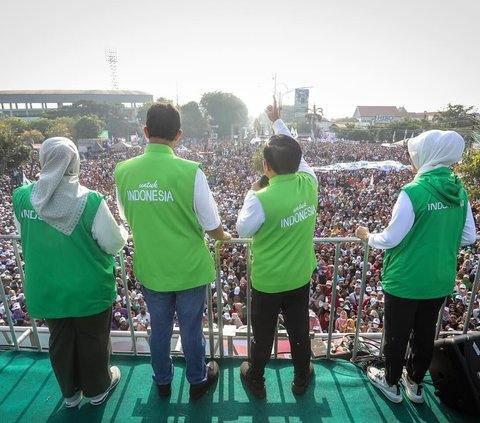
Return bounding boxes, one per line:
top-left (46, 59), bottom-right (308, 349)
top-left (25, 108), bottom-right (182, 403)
top-left (294, 88), bottom-right (309, 119)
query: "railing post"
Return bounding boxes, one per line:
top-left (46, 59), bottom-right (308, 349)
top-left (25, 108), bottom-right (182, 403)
top-left (0, 273), bottom-right (18, 350)
top-left (435, 298), bottom-right (447, 340)
top-left (246, 241), bottom-right (253, 359)
top-left (463, 266), bottom-right (480, 334)
top-left (352, 241), bottom-right (370, 360)
top-left (12, 239), bottom-right (41, 351)
top-left (326, 243), bottom-right (341, 360)
top-left (214, 240), bottom-right (223, 358)
top-left (119, 249), bottom-right (137, 355)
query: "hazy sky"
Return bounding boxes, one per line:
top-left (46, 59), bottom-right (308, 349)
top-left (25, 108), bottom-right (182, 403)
top-left (1, 0), bottom-right (479, 120)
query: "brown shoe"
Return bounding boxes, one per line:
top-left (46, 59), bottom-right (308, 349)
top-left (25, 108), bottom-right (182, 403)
top-left (291, 363), bottom-right (314, 395)
top-left (240, 361), bottom-right (266, 399)
top-left (189, 361), bottom-right (219, 400)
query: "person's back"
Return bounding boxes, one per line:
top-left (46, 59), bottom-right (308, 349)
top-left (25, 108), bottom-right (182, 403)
top-left (356, 130), bottom-right (477, 405)
top-left (12, 137), bottom-right (126, 408)
top-left (251, 171), bottom-right (317, 293)
top-left (382, 167), bottom-right (468, 299)
top-left (115, 146), bottom-right (214, 291)
top-left (14, 184), bottom-right (115, 317)
top-left (236, 98), bottom-right (318, 399)
top-left (114, 103), bottom-right (230, 400)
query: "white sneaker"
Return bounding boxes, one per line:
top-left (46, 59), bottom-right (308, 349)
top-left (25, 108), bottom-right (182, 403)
top-left (367, 367), bottom-right (403, 403)
top-left (89, 366), bottom-right (121, 406)
top-left (64, 390), bottom-right (83, 408)
top-left (401, 369), bottom-right (424, 404)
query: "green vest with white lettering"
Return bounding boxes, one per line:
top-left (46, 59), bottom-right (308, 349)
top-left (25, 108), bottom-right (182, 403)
top-left (13, 184), bottom-right (116, 318)
top-left (382, 167), bottom-right (468, 299)
top-left (114, 143), bottom-right (215, 291)
top-left (252, 173), bottom-right (318, 293)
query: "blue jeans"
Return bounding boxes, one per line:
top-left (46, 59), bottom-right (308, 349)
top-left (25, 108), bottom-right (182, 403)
top-left (142, 284), bottom-right (208, 385)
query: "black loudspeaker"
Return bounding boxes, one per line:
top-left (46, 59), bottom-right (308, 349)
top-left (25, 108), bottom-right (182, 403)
top-left (429, 333), bottom-right (480, 416)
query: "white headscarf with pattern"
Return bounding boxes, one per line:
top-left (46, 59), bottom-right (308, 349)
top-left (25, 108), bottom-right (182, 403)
top-left (31, 137), bottom-right (89, 235)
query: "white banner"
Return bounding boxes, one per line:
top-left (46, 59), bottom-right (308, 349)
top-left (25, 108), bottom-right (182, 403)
top-left (313, 160), bottom-right (411, 173)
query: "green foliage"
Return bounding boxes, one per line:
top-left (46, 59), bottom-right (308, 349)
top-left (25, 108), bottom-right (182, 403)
top-left (45, 117), bottom-right (75, 139)
top-left (200, 91), bottom-right (248, 138)
top-left (44, 101), bottom-right (131, 139)
top-left (333, 127), bottom-right (373, 142)
top-left (433, 104), bottom-right (477, 129)
top-left (17, 130), bottom-right (44, 144)
top-left (28, 118), bottom-right (51, 135)
top-left (252, 146), bottom-right (264, 173)
top-left (3, 118), bottom-right (28, 136)
top-left (455, 149), bottom-right (480, 199)
top-left (136, 101), bottom-right (154, 126)
top-left (0, 124), bottom-right (32, 176)
top-left (180, 101), bottom-right (208, 138)
top-left (73, 115), bottom-right (105, 140)
top-left (156, 97), bottom-right (174, 104)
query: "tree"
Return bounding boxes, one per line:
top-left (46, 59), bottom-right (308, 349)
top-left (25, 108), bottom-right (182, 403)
top-left (18, 130), bottom-right (44, 145)
top-left (2, 117), bottom-right (28, 136)
top-left (200, 91), bottom-right (248, 138)
top-left (73, 115), bottom-right (104, 140)
top-left (180, 101), bottom-right (208, 138)
top-left (136, 98), bottom-right (174, 127)
top-left (45, 117), bottom-right (75, 139)
top-left (28, 118), bottom-right (51, 135)
top-left (136, 101), bottom-right (154, 126)
top-left (332, 127), bottom-right (373, 142)
top-left (433, 104), bottom-right (477, 129)
top-left (156, 97), bottom-right (173, 104)
top-left (0, 125), bottom-right (31, 176)
top-left (455, 149), bottom-right (480, 199)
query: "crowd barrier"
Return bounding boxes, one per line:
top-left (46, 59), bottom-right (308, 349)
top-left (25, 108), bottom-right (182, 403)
top-left (1, 235), bottom-right (479, 363)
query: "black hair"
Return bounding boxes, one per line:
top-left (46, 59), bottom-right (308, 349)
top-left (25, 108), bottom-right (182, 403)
top-left (263, 134), bottom-right (302, 174)
top-left (146, 103), bottom-right (181, 141)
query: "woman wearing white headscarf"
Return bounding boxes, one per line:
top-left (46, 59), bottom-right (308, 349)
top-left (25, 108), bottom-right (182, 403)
top-left (356, 130), bottom-right (476, 404)
top-left (13, 137), bottom-right (127, 408)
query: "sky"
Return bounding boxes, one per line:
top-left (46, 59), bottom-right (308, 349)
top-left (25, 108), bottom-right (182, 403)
top-left (1, 0), bottom-right (479, 120)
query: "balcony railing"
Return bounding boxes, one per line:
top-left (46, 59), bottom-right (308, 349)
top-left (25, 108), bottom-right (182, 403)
top-left (1, 235), bottom-right (479, 362)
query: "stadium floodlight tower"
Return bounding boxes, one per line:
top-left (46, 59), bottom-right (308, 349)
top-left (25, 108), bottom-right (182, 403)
top-left (105, 48), bottom-right (119, 90)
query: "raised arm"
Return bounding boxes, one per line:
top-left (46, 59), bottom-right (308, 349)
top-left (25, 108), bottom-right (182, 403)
top-left (266, 97), bottom-right (317, 183)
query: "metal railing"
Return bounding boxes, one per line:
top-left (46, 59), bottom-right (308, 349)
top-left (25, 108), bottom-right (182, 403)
top-left (1, 235), bottom-right (479, 362)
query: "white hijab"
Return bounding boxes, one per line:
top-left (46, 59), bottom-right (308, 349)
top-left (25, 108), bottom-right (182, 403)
top-left (31, 137), bottom-right (89, 235)
top-left (407, 130), bottom-right (465, 175)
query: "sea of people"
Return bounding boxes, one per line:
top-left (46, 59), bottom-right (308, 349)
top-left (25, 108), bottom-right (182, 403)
top-left (1, 136), bottom-right (479, 339)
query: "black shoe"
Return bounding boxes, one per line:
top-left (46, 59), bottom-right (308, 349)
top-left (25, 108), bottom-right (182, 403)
top-left (240, 361), bottom-right (266, 399)
top-left (189, 361), bottom-right (219, 400)
top-left (291, 363), bottom-right (314, 395)
top-left (157, 382), bottom-right (171, 398)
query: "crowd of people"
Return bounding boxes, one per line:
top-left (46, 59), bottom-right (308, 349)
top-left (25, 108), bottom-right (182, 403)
top-left (1, 136), bottom-right (479, 337)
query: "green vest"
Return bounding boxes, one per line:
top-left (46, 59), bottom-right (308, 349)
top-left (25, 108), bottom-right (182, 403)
top-left (13, 184), bottom-right (116, 318)
top-left (252, 173), bottom-right (318, 293)
top-left (382, 168), bottom-right (468, 299)
top-left (114, 143), bottom-right (215, 291)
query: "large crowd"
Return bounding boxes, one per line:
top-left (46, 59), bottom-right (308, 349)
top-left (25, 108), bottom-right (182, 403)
top-left (1, 137), bottom-right (479, 337)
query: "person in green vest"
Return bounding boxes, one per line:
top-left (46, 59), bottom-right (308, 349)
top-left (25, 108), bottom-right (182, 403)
top-left (236, 98), bottom-right (318, 398)
top-left (114, 103), bottom-right (231, 400)
top-left (13, 137), bottom-right (127, 408)
top-left (356, 130), bottom-right (476, 404)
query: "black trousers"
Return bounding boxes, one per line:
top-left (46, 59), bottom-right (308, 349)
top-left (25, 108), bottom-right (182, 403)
top-left (46, 307), bottom-right (113, 398)
top-left (383, 292), bottom-right (445, 385)
top-left (250, 283), bottom-right (311, 380)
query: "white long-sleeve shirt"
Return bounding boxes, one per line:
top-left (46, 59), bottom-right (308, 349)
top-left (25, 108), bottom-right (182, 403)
top-left (369, 191), bottom-right (477, 249)
top-left (15, 199), bottom-right (128, 255)
top-left (116, 168), bottom-right (221, 231)
top-left (236, 119), bottom-right (318, 237)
